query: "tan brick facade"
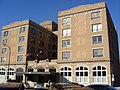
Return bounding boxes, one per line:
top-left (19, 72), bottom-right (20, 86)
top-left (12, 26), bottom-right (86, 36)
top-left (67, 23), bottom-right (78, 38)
top-left (0, 2), bottom-right (120, 86)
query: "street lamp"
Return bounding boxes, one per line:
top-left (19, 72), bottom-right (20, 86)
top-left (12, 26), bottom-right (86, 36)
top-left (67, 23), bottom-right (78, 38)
top-left (3, 44), bottom-right (11, 81)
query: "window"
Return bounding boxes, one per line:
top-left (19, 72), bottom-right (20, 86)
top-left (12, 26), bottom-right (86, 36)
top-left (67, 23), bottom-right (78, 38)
top-left (4, 31), bottom-right (8, 37)
top-left (3, 39), bottom-right (8, 45)
top-left (75, 66), bottom-right (88, 84)
top-left (62, 29), bottom-right (71, 36)
top-left (92, 36), bottom-right (102, 44)
top-left (17, 55), bottom-right (23, 62)
top-left (93, 48), bottom-right (103, 58)
top-left (2, 48), bottom-right (7, 54)
top-left (18, 45), bottom-right (24, 52)
top-left (31, 28), bottom-right (36, 35)
top-left (62, 51), bottom-right (70, 59)
top-left (62, 17), bottom-right (70, 25)
top-left (91, 11), bottom-right (100, 19)
top-left (20, 27), bottom-right (25, 33)
top-left (52, 36), bottom-right (57, 42)
top-left (19, 36), bottom-right (24, 42)
top-left (49, 67), bottom-right (56, 73)
top-left (60, 67), bottom-right (72, 82)
top-left (0, 68), bottom-right (5, 75)
top-left (7, 68), bottom-right (14, 75)
top-left (1, 57), bottom-right (6, 62)
top-left (92, 66), bottom-right (107, 84)
top-left (28, 67), bottom-right (33, 72)
top-left (30, 37), bottom-right (35, 44)
top-left (39, 32), bottom-right (44, 38)
top-left (62, 39), bottom-right (70, 47)
top-left (30, 47), bottom-right (35, 53)
top-left (0, 67), bottom-right (5, 81)
top-left (92, 24), bottom-right (102, 32)
top-left (37, 67), bottom-right (45, 72)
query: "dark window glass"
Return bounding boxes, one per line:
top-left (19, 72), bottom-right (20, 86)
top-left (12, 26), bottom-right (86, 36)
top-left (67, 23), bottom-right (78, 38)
top-left (76, 72), bottom-right (79, 76)
top-left (102, 71), bottom-right (106, 76)
top-left (31, 28), bottom-right (36, 35)
top-left (4, 31), bottom-right (8, 37)
top-left (98, 71), bottom-right (101, 76)
top-left (20, 27), bottom-right (25, 33)
top-left (93, 72), bottom-right (96, 76)
top-left (80, 72), bottom-right (83, 76)
top-left (68, 72), bottom-right (71, 76)
top-left (85, 72), bottom-right (88, 76)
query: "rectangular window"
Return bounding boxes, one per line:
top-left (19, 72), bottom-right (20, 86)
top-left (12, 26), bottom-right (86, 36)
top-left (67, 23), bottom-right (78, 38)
top-left (93, 48), bottom-right (103, 58)
top-left (4, 31), bottom-right (8, 37)
top-left (18, 45), bottom-right (24, 52)
top-left (20, 27), bottom-right (25, 33)
top-left (2, 48), bottom-right (7, 54)
top-left (92, 36), bottom-right (102, 44)
top-left (62, 39), bottom-right (70, 47)
top-left (3, 39), bottom-right (8, 45)
top-left (17, 55), bottom-right (23, 62)
top-left (92, 24), bottom-right (102, 32)
top-left (30, 37), bottom-right (35, 44)
top-left (31, 28), bottom-right (36, 35)
top-left (30, 47), bottom-right (35, 53)
top-left (62, 29), bottom-right (71, 36)
top-left (62, 51), bottom-right (70, 59)
top-left (1, 57), bottom-right (6, 62)
top-left (39, 32), bottom-right (44, 38)
top-left (19, 36), bottom-right (24, 42)
top-left (52, 36), bottom-right (57, 42)
top-left (91, 11), bottom-right (100, 19)
top-left (62, 17), bottom-right (70, 25)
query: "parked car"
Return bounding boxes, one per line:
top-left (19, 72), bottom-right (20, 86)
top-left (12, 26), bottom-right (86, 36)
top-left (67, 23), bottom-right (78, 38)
top-left (87, 84), bottom-right (117, 90)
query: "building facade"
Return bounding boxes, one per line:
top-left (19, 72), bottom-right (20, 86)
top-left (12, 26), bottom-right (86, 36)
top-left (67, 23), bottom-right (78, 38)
top-left (0, 2), bottom-right (120, 86)
top-left (0, 20), bottom-right (57, 83)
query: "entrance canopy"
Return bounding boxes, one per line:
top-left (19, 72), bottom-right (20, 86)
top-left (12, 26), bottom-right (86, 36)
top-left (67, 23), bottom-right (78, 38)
top-left (23, 72), bottom-right (60, 83)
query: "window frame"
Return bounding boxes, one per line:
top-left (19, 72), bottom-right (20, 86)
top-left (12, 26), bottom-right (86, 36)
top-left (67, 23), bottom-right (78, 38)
top-left (93, 48), bottom-right (103, 58)
top-left (3, 39), bottom-right (8, 45)
top-left (92, 35), bottom-right (102, 44)
top-left (19, 36), bottom-right (25, 43)
top-left (92, 24), bottom-right (102, 32)
top-left (62, 17), bottom-right (71, 25)
top-left (1, 57), bottom-right (6, 62)
top-left (62, 51), bottom-right (70, 59)
top-left (17, 55), bottom-right (23, 62)
top-left (92, 66), bottom-right (107, 84)
top-left (4, 31), bottom-right (8, 37)
top-left (18, 45), bottom-right (24, 52)
top-left (75, 66), bottom-right (89, 84)
top-left (20, 27), bottom-right (25, 33)
top-left (62, 39), bottom-right (71, 47)
top-left (62, 28), bottom-right (71, 36)
top-left (91, 11), bottom-right (100, 20)
top-left (31, 28), bottom-right (36, 35)
top-left (2, 48), bottom-right (7, 54)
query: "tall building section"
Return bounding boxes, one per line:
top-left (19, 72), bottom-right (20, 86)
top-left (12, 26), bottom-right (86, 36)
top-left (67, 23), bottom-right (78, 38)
top-left (57, 2), bottom-right (120, 86)
top-left (0, 20), bottom-right (58, 82)
top-left (0, 2), bottom-right (120, 87)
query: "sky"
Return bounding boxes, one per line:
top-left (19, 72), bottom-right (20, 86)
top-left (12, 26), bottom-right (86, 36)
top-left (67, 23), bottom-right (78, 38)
top-left (0, 0), bottom-right (120, 53)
